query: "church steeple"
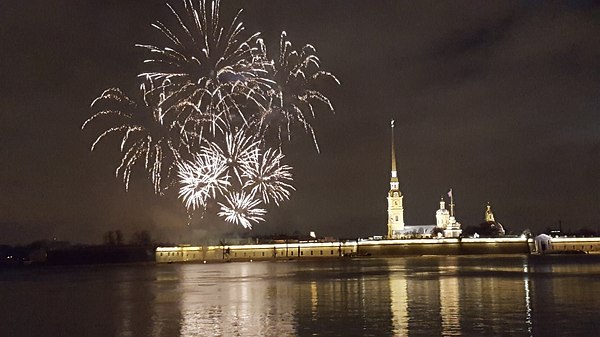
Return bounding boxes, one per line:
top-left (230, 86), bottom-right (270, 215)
top-left (387, 119), bottom-right (404, 238)
top-left (391, 120), bottom-right (397, 173)
top-left (390, 120), bottom-right (399, 192)
top-left (485, 202), bottom-right (495, 222)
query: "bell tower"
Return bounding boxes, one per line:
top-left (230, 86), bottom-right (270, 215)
top-left (387, 120), bottom-right (404, 238)
top-left (485, 202), bottom-right (495, 222)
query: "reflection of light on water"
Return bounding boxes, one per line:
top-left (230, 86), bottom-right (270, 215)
top-left (389, 277), bottom-right (408, 335)
top-left (116, 273), bottom-right (133, 336)
top-left (439, 270), bottom-right (460, 335)
top-left (523, 261), bottom-right (533, 337)
top-left (176, 263), bottom-right (296, 336)
top-left (310, 281), bottom-right (318, 320)
top-left (389, 261), bottom-right (408, 336)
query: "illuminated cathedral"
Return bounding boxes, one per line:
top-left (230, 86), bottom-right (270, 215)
top-left (386, 120), bottom-right (461, 239)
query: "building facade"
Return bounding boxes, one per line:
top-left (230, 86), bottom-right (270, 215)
top-left (436, 198), bottom-right (450, 230)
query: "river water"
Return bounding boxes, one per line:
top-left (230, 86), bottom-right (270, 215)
top-left (1, 255), bottom-right (599, 336)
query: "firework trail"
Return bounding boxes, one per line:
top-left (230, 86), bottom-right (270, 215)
top-left (257, 31), bottom-right (340, 152)
top-left (217, 191), bottom-right (267, 229)
top-left (83, 87), bottom-right (183, 194)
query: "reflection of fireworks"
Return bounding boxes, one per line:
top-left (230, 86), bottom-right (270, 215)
top-left (85, 0), bottom-right (338, 229)
top-left (243, 148), bottom-right (294, 206)
top-left (83, 88), bottom-right (182, 194)
top-left (177, 152), bottom-right (230, 210)
top-left (218, 191), bottom-right (266, 229)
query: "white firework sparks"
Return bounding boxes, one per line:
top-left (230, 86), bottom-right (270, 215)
top-left (137, 0), bottom-right (273, 133)
top-left (203, 127), bottom-right (260, 184)
top-left (242, 147), bottom-right (294, 206)
top-left (84, 0), bottom-right (339, 230)
top-left (258, 31), bottom-right (340, 151)
top-left (83, 88), bottom-right (182, 194)
top-left (217, 191), bottom-right (266, 229)
top-left (177, 151), bottom-right (230, 210)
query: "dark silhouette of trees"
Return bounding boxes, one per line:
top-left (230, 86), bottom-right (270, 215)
top-left (103, 230), bottom-right (124, 245)
top-left (463, 222), bottom-right (504, 238)
top-left (130, 230), bottom-right (153, 246)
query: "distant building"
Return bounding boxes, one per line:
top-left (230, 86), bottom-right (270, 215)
top-left (482, 203), bottom-right (506, 236)
top-left (395, 224), bottom-right (436, 238)
top-left (385, 120), bottom-right (462, 239)
top-left (387, 120), bottom-right (405, 238)
top-left (443, 189), bottom-right (462, 238)
top-left (485, 204), bottom-right (495, 222)
top-left (534, 234), bottom-right (552, 253)
top-left (436, 197), bottom-right (450, 230)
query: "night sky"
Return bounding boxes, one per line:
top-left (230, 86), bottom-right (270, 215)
top-left (1, 0), bottom-right (599, 244)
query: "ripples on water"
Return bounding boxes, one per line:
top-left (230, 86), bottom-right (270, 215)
top-left (1, 255), bottom-right (600, 336)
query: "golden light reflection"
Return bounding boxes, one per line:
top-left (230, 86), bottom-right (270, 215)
top-left (439, 263), bottom-right (460, 335)
top-left (389, 271), bottom-right (408, 335)
top-left (523, 261), bottom-right (533, 337)
top-left (176, 263), bottom-right (296, 336)
top-left (310, 280), bottom-right (318, 320)
top-left (138, 256), bottom-right (600, 336)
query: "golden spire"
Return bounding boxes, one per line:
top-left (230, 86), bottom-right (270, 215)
top-left (389, 119), bottom-right (400, 194)
top-left (391, 119), bottom-right (397, 173)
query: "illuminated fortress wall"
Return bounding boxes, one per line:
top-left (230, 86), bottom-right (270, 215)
top-left (156, 238), bottom-right (533, 263)
top-left (544, 237), bottom-right (600, 253)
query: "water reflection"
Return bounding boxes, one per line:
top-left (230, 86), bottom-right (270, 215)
top-left (439, 260), bottom-right (460, 336)
top-left (3, 255), bottom-right (600, 336)
top-left (523, 260), bottom-right (533, 336)
top-left (389, 259), bottom-right (408, 335)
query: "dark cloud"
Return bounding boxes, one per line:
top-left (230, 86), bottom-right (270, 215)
top-left (1, 1), bottom-right (599, 244)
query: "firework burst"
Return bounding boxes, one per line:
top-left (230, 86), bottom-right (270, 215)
top-left (217, 191), bottom-right (266, 229)
top-left (85, 0), bottom-right (338, 229)
top-left (177, 151), bottom-right (230, 210)
top-left (242, 147), bottom-right (294, 206)
top-left (137, 0), bottom-right (273, 134)
top-left (203, 127), bottom-right (260, 184)
top-left (257, 31), bottom-right (340, 151)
